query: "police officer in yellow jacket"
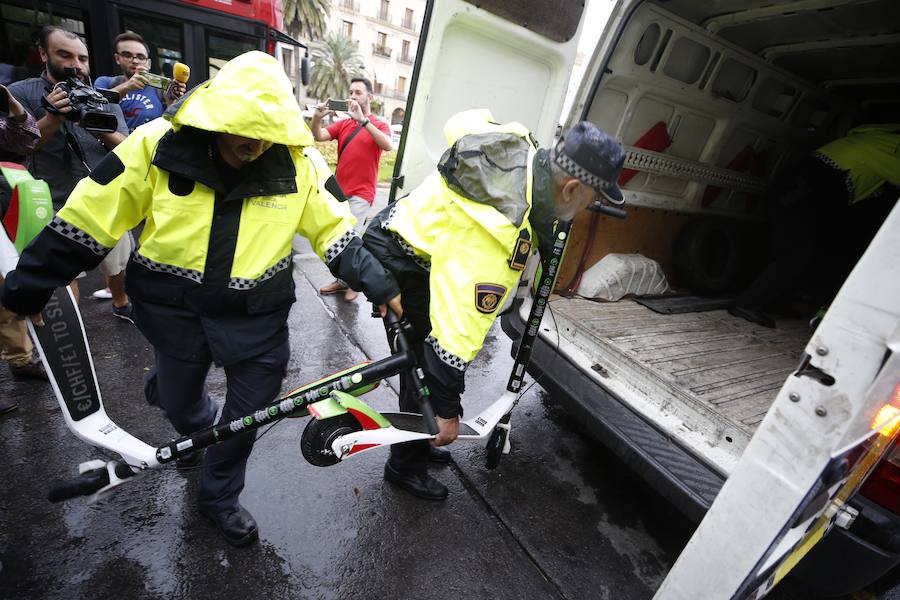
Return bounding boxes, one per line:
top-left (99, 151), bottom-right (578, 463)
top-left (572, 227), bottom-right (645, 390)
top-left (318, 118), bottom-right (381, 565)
top-left (363, 109), bottom-right (626, 500)
top-left (2, 51), bottom-right (401, 545)
top-left (731, 123), bottom-right (900, 326)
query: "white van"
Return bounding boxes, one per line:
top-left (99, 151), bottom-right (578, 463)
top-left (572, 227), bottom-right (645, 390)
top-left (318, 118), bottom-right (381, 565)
top-left (391, 0), bottom-right (900, 597)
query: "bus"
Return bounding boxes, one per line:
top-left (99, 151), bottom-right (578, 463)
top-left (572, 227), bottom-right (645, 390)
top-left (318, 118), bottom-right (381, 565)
top-left (0, 0), bottom-right (307, 91)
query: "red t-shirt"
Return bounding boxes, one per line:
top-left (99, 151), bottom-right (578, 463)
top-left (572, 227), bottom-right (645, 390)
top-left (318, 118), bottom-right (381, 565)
top-left (326, 115), bottom-right (391, 203)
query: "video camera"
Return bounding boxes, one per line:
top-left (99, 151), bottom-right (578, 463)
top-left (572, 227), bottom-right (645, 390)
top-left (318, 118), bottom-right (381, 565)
top-left (44, 67), bottom-right (120, 133)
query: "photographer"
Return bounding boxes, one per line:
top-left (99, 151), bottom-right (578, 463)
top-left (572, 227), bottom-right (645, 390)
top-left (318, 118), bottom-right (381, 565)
top-left (9, 26), bottom-right (133, 319)
top-left (94, 31), bottom-right (186, 132)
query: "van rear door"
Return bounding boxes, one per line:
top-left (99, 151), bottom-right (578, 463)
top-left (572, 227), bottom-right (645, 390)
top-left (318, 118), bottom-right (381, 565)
top-left (654, 201), bottom-right (900, 598)
top-left (390, 0), bottom-right (588, 199)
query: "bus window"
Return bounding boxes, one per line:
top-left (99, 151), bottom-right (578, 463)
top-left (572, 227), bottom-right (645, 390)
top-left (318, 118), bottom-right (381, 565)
top-left (120, 12), bottom-right (184, 78)
top-left (207, 31), bottom-right (257, 78)
top-left (0, 2), bottom-right (85, 85)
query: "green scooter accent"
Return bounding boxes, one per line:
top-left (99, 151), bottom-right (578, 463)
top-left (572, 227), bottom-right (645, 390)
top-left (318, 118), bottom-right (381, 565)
top-left (308, 390), bottom-right (391, 429)
top-left (0, 164), bottom-right (53, 253)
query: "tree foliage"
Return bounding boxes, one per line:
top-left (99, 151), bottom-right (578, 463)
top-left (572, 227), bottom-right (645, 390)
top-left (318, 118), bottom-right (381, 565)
top-left (282, 0), bottom-right (330, 41)
top-left (308, 33), bottom-right (366, 101)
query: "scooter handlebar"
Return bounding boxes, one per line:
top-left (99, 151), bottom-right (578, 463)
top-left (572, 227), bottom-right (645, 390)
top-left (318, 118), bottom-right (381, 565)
top-left (379, 306), bottom-right (440, 435)
top-left (48, 468), bottom-right (109, 503)
top-left (47, 461), bottom-right (133, 503)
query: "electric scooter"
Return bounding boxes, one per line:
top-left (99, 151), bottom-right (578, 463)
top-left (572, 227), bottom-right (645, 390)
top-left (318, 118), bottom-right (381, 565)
top-left (0, 173), bottom-right (624, 503)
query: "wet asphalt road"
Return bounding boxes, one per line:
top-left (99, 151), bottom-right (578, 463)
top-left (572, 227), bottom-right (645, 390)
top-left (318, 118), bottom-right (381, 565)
top-left (0, 189), bottom-right (882, 600)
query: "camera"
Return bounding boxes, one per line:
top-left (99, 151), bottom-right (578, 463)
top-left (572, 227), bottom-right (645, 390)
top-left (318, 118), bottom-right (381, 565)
top-left (327, 99), bottom-right (350, 112)
top-left (46, 67), bottom-right (120, 133)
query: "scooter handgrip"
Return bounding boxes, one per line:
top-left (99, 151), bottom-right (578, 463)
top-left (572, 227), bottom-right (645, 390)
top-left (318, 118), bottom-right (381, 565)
top-left (420, 399), bottom-right (440, 436)
top-left (587, 202), bottom-right (627, 219)
top-left (47, 468), bottom-right (109, 503)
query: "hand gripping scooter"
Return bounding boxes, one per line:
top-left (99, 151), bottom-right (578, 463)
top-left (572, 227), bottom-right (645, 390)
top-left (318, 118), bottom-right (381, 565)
top-left (298, 201), bottom-right (628, 469)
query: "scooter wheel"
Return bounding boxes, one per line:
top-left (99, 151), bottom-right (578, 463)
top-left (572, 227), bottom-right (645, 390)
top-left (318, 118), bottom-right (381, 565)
top-left (301, 414), bottom-right (362, 467)
top-left (485, 426), bottom-right (508, 470)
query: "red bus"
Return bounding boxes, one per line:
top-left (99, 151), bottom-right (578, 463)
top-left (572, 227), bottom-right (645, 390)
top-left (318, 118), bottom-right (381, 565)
top-left (0, 0), bottom-right (307, 89)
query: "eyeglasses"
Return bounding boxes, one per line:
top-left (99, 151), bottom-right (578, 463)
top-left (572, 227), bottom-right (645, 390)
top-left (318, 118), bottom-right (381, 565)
top-left (116, 50), bottom-right (148, 62)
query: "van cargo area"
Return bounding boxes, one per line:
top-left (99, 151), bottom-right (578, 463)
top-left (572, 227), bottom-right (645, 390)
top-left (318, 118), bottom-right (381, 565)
top-left (507, 0), bottom-right (900, 508)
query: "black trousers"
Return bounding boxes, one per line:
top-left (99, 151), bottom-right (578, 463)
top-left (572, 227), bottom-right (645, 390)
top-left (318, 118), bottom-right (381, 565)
top-left (144, 339), bottom-right (290, 514)
top-left (384, 267), bottom-right (435, 475)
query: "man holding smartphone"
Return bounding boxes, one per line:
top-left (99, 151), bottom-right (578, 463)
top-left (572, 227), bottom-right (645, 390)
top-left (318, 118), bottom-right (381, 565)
top-left (310, 77), bottom-right (393, 301)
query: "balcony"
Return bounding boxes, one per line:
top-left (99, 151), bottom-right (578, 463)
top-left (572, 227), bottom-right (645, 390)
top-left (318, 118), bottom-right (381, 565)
top-left (401, 18), bottom-right (416, 32)
top-left (374, 9), bottom-right (391, 25)
top-left (338, 0), bottom-right (359, 12)
top-left (378, 88), bottom-right (407, 101)
top-left (398, 53), bottom-right (415, 65)
top-left (372, 44), bottom-right (392, 58)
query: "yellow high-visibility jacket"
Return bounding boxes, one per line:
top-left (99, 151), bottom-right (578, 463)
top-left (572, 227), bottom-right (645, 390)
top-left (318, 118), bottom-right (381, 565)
top-left (364, 109), bottom-right (548, 416)
top-left (816, 124), bottom-right (900, 204)
top-left (3, 51), bottom-right (398, 364)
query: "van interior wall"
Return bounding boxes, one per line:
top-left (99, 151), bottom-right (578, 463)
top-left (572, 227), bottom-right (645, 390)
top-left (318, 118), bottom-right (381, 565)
top-left (560, 0), bottom-right (900, 299)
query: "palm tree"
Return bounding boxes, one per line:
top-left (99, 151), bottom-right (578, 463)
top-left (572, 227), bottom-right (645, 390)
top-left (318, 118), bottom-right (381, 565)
top-left (308, 33), bottom-right (366, 101)
top-left (282, 0), bottom-right (330, 41)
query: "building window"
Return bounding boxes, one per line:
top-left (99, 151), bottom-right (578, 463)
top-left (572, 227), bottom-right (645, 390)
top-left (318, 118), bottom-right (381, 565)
top-left (397, 76), bottom-right (407, 94)
top-left (403, 8), bottom-right (415, 30)
top-left (378, 0), bottom-right (390, 22)
top-left (341, 20), bottom-right (354, 39)
top-left (373, 31), bottom-right (391, 58)
top-left (400, 39), bottom-right (413, 64)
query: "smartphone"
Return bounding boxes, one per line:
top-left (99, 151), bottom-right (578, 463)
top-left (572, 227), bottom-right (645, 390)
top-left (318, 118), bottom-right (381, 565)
top-left (326, 99), bottom-right (350, 112)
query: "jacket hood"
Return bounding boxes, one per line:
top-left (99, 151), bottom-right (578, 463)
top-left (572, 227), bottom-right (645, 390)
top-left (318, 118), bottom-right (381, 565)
top-left (165, 51), bottom-right (314, 147)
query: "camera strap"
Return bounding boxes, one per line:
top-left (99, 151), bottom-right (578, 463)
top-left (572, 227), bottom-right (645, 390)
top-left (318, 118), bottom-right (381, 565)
top-left (337, 121), bottom-right (367, 160)
top-left (63, 124), bottom-right (91, 174)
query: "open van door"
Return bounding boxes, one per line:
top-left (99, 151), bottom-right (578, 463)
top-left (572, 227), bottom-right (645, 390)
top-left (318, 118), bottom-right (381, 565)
top-left (655, 200), bottom-right (900, 598)
top-left (390, 0), bottom-right (589, 200)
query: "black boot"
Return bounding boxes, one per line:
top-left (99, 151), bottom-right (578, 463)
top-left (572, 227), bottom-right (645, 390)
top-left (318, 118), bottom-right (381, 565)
top-left (384, 461), bottom-right (448, 500)
top-left (200, 505), bottom-right (259, 547)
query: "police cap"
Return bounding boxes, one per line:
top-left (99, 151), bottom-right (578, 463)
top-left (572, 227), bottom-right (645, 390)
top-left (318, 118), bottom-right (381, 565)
top-left (553, 122), bottom-right (626, 204)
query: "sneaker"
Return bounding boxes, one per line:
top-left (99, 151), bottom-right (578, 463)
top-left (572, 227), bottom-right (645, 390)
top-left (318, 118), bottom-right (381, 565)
top-left (112, 303), bottom-right (135, 324)
top-left (9, 359), bottom-right (48, 381)
top-left (92, 287), bottom-right (113, 300)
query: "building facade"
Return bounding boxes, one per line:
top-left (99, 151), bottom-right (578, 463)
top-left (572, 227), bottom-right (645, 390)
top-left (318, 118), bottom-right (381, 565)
top-left (326, 0), bottom-right (424, 124)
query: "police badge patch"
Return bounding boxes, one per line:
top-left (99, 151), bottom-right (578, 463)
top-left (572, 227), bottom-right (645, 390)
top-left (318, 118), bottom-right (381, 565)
top-left (475, 283), bottom-right (507, 314)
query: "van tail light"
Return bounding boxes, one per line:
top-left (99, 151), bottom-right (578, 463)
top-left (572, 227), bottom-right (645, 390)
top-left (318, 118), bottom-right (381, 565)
top-left (860, 443), bottom-right (900, 515)
top-left (860, 383), bottom-right (900, 514)
top-left (871, 383), bottom-right (900, 438)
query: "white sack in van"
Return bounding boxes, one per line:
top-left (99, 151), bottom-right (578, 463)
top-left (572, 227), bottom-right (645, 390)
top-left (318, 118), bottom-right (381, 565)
top-left (577, 253), bottom-right (670, 301)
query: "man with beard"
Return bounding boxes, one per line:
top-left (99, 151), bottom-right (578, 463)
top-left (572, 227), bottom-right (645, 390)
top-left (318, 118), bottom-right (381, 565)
top-left (10, 26), bottom-right (132, 317)
top-left (311, 77), bottom-right (393, 302)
